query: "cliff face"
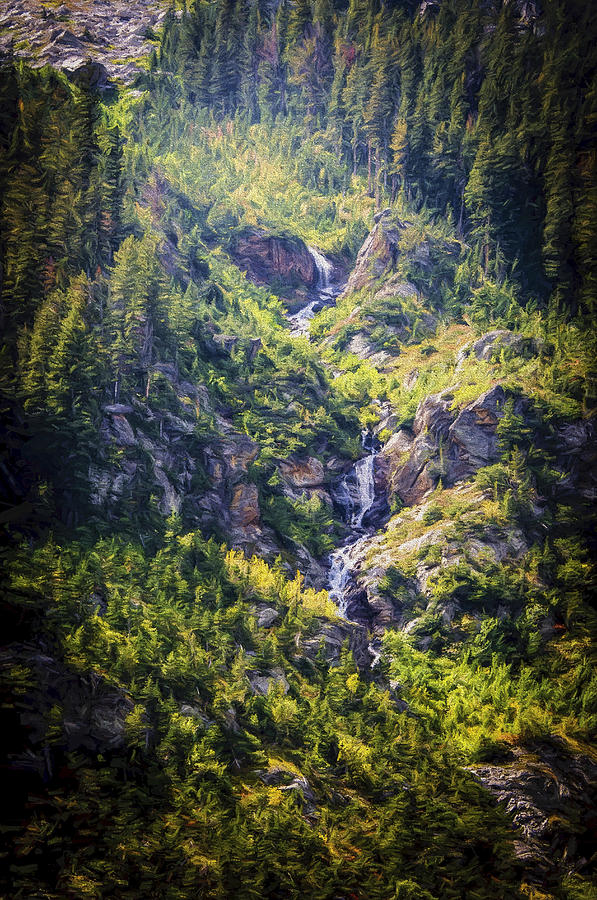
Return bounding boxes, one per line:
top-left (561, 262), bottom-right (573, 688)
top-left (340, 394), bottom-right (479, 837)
top-left (229, 228), bottom-right (317, 289)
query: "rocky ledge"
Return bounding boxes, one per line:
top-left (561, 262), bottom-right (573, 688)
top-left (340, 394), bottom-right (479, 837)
top-left (0, 0), bottom-right (171, 88)
top-left (470, 738), bottom-right (597, 881)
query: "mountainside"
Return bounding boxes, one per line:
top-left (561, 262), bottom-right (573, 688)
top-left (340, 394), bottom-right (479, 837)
top-left (1, 1), bottom-right (596, 898)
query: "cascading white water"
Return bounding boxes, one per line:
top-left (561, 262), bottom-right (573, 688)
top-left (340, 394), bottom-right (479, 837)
top-left (327, 439), bottom-right (379, 619)
top-left (308, 245), bottom-right (334, 295)
top-left (288, 246), bottom-right (337, 335)
top-left (327, 544), bottom-right (353, 616)
top-left (351, 452), bottom-right (376, 529)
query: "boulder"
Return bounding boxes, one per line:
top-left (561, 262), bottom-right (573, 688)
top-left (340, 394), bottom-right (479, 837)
top-left (256, 607), bottom-right (280, 628)
top-left (247, 666), bottom-right (289, 696)
top-left (345, 333), bottom-right (393, 367)
top-left (456, 330), bottom-right (541, 368)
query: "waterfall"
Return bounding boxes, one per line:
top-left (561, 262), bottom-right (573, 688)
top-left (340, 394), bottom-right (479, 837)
top-left (328, 544), bottom-right (353, 616)
top-left (327, 437), bottom-right (379, 619)
top-left (288, 247), bottom-right (337, 335)
top-left (308, 245), bottom-right (334, 293)
top-left (351, 452), bottom-right (376, 529)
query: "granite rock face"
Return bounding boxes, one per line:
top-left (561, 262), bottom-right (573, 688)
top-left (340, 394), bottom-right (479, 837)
top-left (279, 456), bottom-right (325, 489)
top-left (340, 208), bottom-right (461, 301)
top-left (379, 385), bottom-right (513, 506)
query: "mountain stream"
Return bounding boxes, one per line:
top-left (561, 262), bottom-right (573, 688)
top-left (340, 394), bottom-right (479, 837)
top-left (288, 246), bottom-right (342, 336)
top-left (328, 430), bottom-right (380, 618)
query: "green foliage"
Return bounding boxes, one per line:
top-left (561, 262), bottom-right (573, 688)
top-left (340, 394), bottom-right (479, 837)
top-left (2, 531), bottom-right (527, 898)
top-left (1, 3), bottom-right (597, 897)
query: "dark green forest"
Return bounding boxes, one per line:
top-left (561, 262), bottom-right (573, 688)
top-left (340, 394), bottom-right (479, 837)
top-left (1, 0), bottom-right (596, 897)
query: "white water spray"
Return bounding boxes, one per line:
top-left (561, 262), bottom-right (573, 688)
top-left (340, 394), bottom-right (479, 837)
top-left (308, 245), bottom-right (334, 295)
top-left (351, 452), bottom-right (376, 529)
top-left (327, 435), bottom-right (379, 619)
top-left (288, 247), bottom-right (337, 335)
top-left (327, 544), bottom-right (354, 616)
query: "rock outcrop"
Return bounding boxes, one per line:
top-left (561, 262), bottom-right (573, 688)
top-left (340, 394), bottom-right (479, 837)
top-left (340, 208), bottom-right (461, 301)
top-left (380, 385), bottom-right (515, 506)
top-left (230, 228), bottom-right (317, 289)
top-left (470, 738), bottom-right (597, 879)
top-left (456, 330), bottom-right (542, 368)
top-left (297, 618), bottom-right (373, 671)
top-left (279, 456), bottom-right (325, 489)
top-left (0, 0), bottom-right (170, 87)
top-left (247, 666), bottom-right (290, 696)
top-left (2, 642), bottom-right (135, 788)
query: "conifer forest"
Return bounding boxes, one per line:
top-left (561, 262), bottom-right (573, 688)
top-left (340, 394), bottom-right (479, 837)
top-left (1, 0), bottom-right (596, 896)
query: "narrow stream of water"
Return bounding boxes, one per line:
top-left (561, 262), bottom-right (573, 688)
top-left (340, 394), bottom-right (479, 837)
top-left (328, 431), bottom-right (379, 616)
top-left (288, 246), bottom-right (340, 336)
